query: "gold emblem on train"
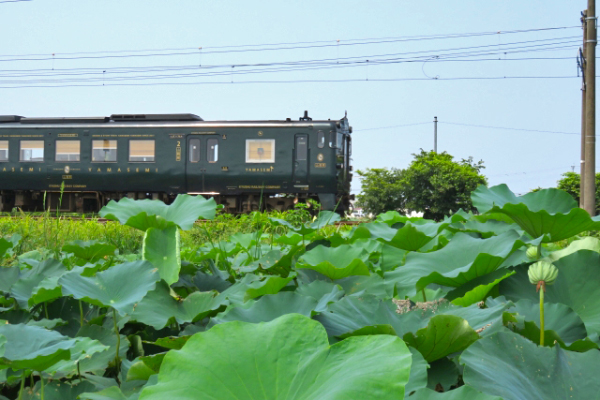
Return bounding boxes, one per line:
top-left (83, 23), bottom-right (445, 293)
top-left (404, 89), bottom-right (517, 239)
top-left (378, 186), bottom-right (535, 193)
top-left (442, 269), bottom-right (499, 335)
top-left (64, 165), bottom-right (70, 174)
top-left (317, 153), bottom-right (324, 162)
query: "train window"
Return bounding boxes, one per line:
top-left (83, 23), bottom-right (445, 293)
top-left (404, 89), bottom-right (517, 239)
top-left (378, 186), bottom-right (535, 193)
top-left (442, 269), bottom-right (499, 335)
top-left (189, 138), bottom-right (200, 163)
top-left (246, 139), bottom-right (275, 163)
top-left (0, 141), bottom-right (7, 162)
top-left (129, 140), bottom-right (155, 162)
top-left (92, 140), bottom-right (117, 162)
top-left (207, 138), bottom-right (218, 162)
top-left (55, 140), bottom-right (80, 162)
top-left (329, 131), bottom-right (336, 148)
top-left (317, 131), bottom-right (325, 148)
top-left (20, 140), bottom-right (44, 162)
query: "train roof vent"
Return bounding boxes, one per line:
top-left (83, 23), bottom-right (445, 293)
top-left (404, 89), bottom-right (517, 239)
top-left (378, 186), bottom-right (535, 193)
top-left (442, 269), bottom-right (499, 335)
top-left (20, 117), bottom-right (110, 124)
top-left (110, 113), bottom-right (203, 122)
top-left (0, 115), bottom-right (23, 123)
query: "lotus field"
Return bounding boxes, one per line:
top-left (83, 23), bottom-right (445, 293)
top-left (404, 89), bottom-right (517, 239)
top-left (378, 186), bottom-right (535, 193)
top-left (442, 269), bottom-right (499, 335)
top-left (3, 184), bottom-right (600, 399)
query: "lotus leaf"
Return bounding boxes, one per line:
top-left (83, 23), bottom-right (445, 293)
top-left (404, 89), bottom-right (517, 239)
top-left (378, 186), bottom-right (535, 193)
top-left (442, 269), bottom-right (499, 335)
top-left (62, 240), bottom-right (117, 262)
top-left (460, 329), bottom-right (600, 400)
top-left (296, 280), bottom-right (344, 312)
top-left (142, 225), bottom-right (181, 285)
top-left (139, 314), bottom-right (412, 400)
top-left (426, 357), bottom-right (459, 392)
top-left (59, 261), bottom-right (160, 315)
top-left (210, 291), bottom-right (317, 326)
top-left (99, 194), bottom-right (217, 231)
top-left (472, 184), bottom-right (600, 242)
top-left (403, 315), bottom-right (479, 362)
top-left (386, 231), bottom-right (522, 295)
top-left (411, 386), bottom-right (502, 400)
top-left (243, 274), bottom-right (294, 300)
top-left (501, 250), bottom-right (600, 336)
top-left (131, 281), bottom-right (225, 329)
top-left (405, 347), bottom-right (429, 397)
top-left (0, 324), bottom-right (76, 371)
top-left (297, 244), bottom-right (370, 280)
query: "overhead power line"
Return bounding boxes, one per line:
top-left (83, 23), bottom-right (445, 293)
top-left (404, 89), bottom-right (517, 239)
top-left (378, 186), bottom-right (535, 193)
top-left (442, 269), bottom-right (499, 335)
top-left (0, 25), bottom-right (580, 59)
top-left (0, 75), bottom-right (578, 89)
top-left (442, 121), bottom-right (580, 135)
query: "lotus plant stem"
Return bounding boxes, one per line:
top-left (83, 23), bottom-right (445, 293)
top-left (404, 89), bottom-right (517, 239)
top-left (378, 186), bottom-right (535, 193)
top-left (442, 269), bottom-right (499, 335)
top-left (40, 373), bottom-right (44, 400)
top-left (18, 371), bottom-right (25, 400)
top-left (422, 289), bottom-right (427, 302)
top-left (43, 302), bottom-right (49, 319)
top-left (113, 308), bottom-right (121, 384)
top-left (79, 301), bottom-right (84, 327)
top-left (540, 284), bottom-right (545, 346)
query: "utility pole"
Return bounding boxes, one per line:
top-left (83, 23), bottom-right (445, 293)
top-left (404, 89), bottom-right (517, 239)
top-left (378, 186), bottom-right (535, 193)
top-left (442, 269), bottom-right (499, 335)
top-left (584, 0), bottom-right (597, 216)
top-left (580, 11), bottom-right (588, 209)
top-left (434, 116), bottom-right (438, 153)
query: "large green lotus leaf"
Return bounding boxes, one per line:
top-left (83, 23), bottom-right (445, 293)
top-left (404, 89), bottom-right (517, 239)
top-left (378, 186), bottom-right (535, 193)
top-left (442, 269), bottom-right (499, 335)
top-left (10, 259), bottom-right (67, 308)
top-left (131, 281), bottom-right (225, 329)
top-left (0, 267), bottom-right (19, 293)
top-left (209, 291), bottom-right (317, 326)
top-left (504, 313), bottom-right (598, 352)
top-left (99, 194), bottom-right (217, 231)
top-left (297, 244), bottom-right (370, 280)
top-left (411, 386), bottom-right (502, 400)
top-left (21, 380), bottom-right (98, 400)
top-left (126, 353), bottom-right (165, 382)
top-left (142, 225), bottom-right (181, 285)
top-left (380, 221), bottom-right (442, 251)
top-left (139, 314), bottom-right (412, 400)
top-left (403, 315), bottom-right (479, 362)
top-left (426, 357), bottom-right (459, 392)
top-left (62, 240), bottom-right (117, 262)
top-left (460, 329), bottom-right (600, 400)
top-left (59, 261), bottom-right (160, 315)
top-left (28, 276), bottom-right (64, 307)
top-left (310, 210), bottom-right (342, 229)
top-left (0, 238), bottom-right (12, 260)
top-left (44, 337), bottom-right (109, 378)
top-left (500, 250), bottom-right (600, 336)
top-left (75, 325), bottom-right (130, 375)
top-left (385, 231), bottom-right (522, 295)
top-left (0, 324), bottom-right (76, 371)
top-left (548, 236), bottom-right (600, 262)
top-left (244, 275), bottom-right (294, 300)
top-left (405, 347), bottom-right (429, 398)
top-left (295, 280), bottom-right (344, 312)
top-left (315, 295), bottom-right (405, 338)
top-left (447, 269), bottom-right (516, 307)
top-left (509, 299), bottom-right (587, 345)
top-left (472, 184), bottom-right (600, 242)
top-left (335, 274), bottom-right (395, 298)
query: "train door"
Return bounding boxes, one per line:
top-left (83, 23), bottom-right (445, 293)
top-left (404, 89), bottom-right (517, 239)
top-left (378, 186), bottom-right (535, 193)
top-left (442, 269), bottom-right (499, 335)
top-left (185, 135), bottom-right (221, 193)
top-left (292, 134), bottom-right (309, 189)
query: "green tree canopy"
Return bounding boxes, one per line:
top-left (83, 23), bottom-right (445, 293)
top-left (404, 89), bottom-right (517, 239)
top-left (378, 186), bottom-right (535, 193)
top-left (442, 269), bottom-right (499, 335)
top-left (555, 172), bottom-right (600, 213)
top-left (356, 168), bottom-right (405, 216)
top-left (357, 151), bottom-right (487, 220)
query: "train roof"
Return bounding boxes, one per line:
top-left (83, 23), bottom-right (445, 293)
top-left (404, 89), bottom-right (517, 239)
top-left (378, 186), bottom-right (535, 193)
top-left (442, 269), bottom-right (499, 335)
top-left (0, 112), bottom-right (349, 131)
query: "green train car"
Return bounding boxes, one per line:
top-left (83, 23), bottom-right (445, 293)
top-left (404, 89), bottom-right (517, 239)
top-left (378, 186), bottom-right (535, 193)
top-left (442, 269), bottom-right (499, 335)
top-left (0, 111), bottom-right (352, 213)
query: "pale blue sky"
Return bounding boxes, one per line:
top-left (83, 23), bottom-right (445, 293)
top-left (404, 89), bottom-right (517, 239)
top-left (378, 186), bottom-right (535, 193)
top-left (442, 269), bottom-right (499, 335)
top-left (0, 1), bottom-right (588, 195)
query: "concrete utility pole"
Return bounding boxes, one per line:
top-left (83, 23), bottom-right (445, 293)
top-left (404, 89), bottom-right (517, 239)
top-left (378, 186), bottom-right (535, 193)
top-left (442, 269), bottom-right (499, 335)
top-left (434, 116), bottom-right (438, 153)
top-left (581, 11), bottom-right (588, 209)
top-left (584, 0), bottom-right (597, 216)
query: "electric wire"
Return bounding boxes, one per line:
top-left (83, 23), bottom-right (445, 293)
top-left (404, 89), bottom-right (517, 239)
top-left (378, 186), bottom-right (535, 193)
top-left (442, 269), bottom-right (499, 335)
top-left (0, 25), bottom-right (580, 59)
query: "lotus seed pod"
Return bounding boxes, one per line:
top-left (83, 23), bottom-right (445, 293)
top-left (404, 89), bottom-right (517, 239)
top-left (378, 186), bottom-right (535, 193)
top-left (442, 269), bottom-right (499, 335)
top-left (528, 261), bottom-right (558, 286)
top-left (526, 246), bottom-right (539, 260)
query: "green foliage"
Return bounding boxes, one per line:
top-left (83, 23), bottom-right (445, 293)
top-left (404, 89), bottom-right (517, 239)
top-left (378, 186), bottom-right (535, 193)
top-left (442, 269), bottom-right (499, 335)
top-left (357, 151), bottom-right (486, 219)
top-left (556, 171), bottom-right (600, 212)
top-left (139, 314), bottom-right (413, 400)
top-left (3, 186), bottom-right (600, 398)
top-left (356, 168), bottom-right (405, 215)
top-left (403, 150), bottom-right (487, 220)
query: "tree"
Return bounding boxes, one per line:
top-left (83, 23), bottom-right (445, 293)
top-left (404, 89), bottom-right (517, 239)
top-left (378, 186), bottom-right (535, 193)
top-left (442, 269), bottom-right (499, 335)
top-left (356, 151), bottom-right (487, 220)
top-left (355, 168), bottom-right (405, 215)
top-left (401, 150), bottom-right (487, 220)
top-left (556, 172), bottom-right (600, 213)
